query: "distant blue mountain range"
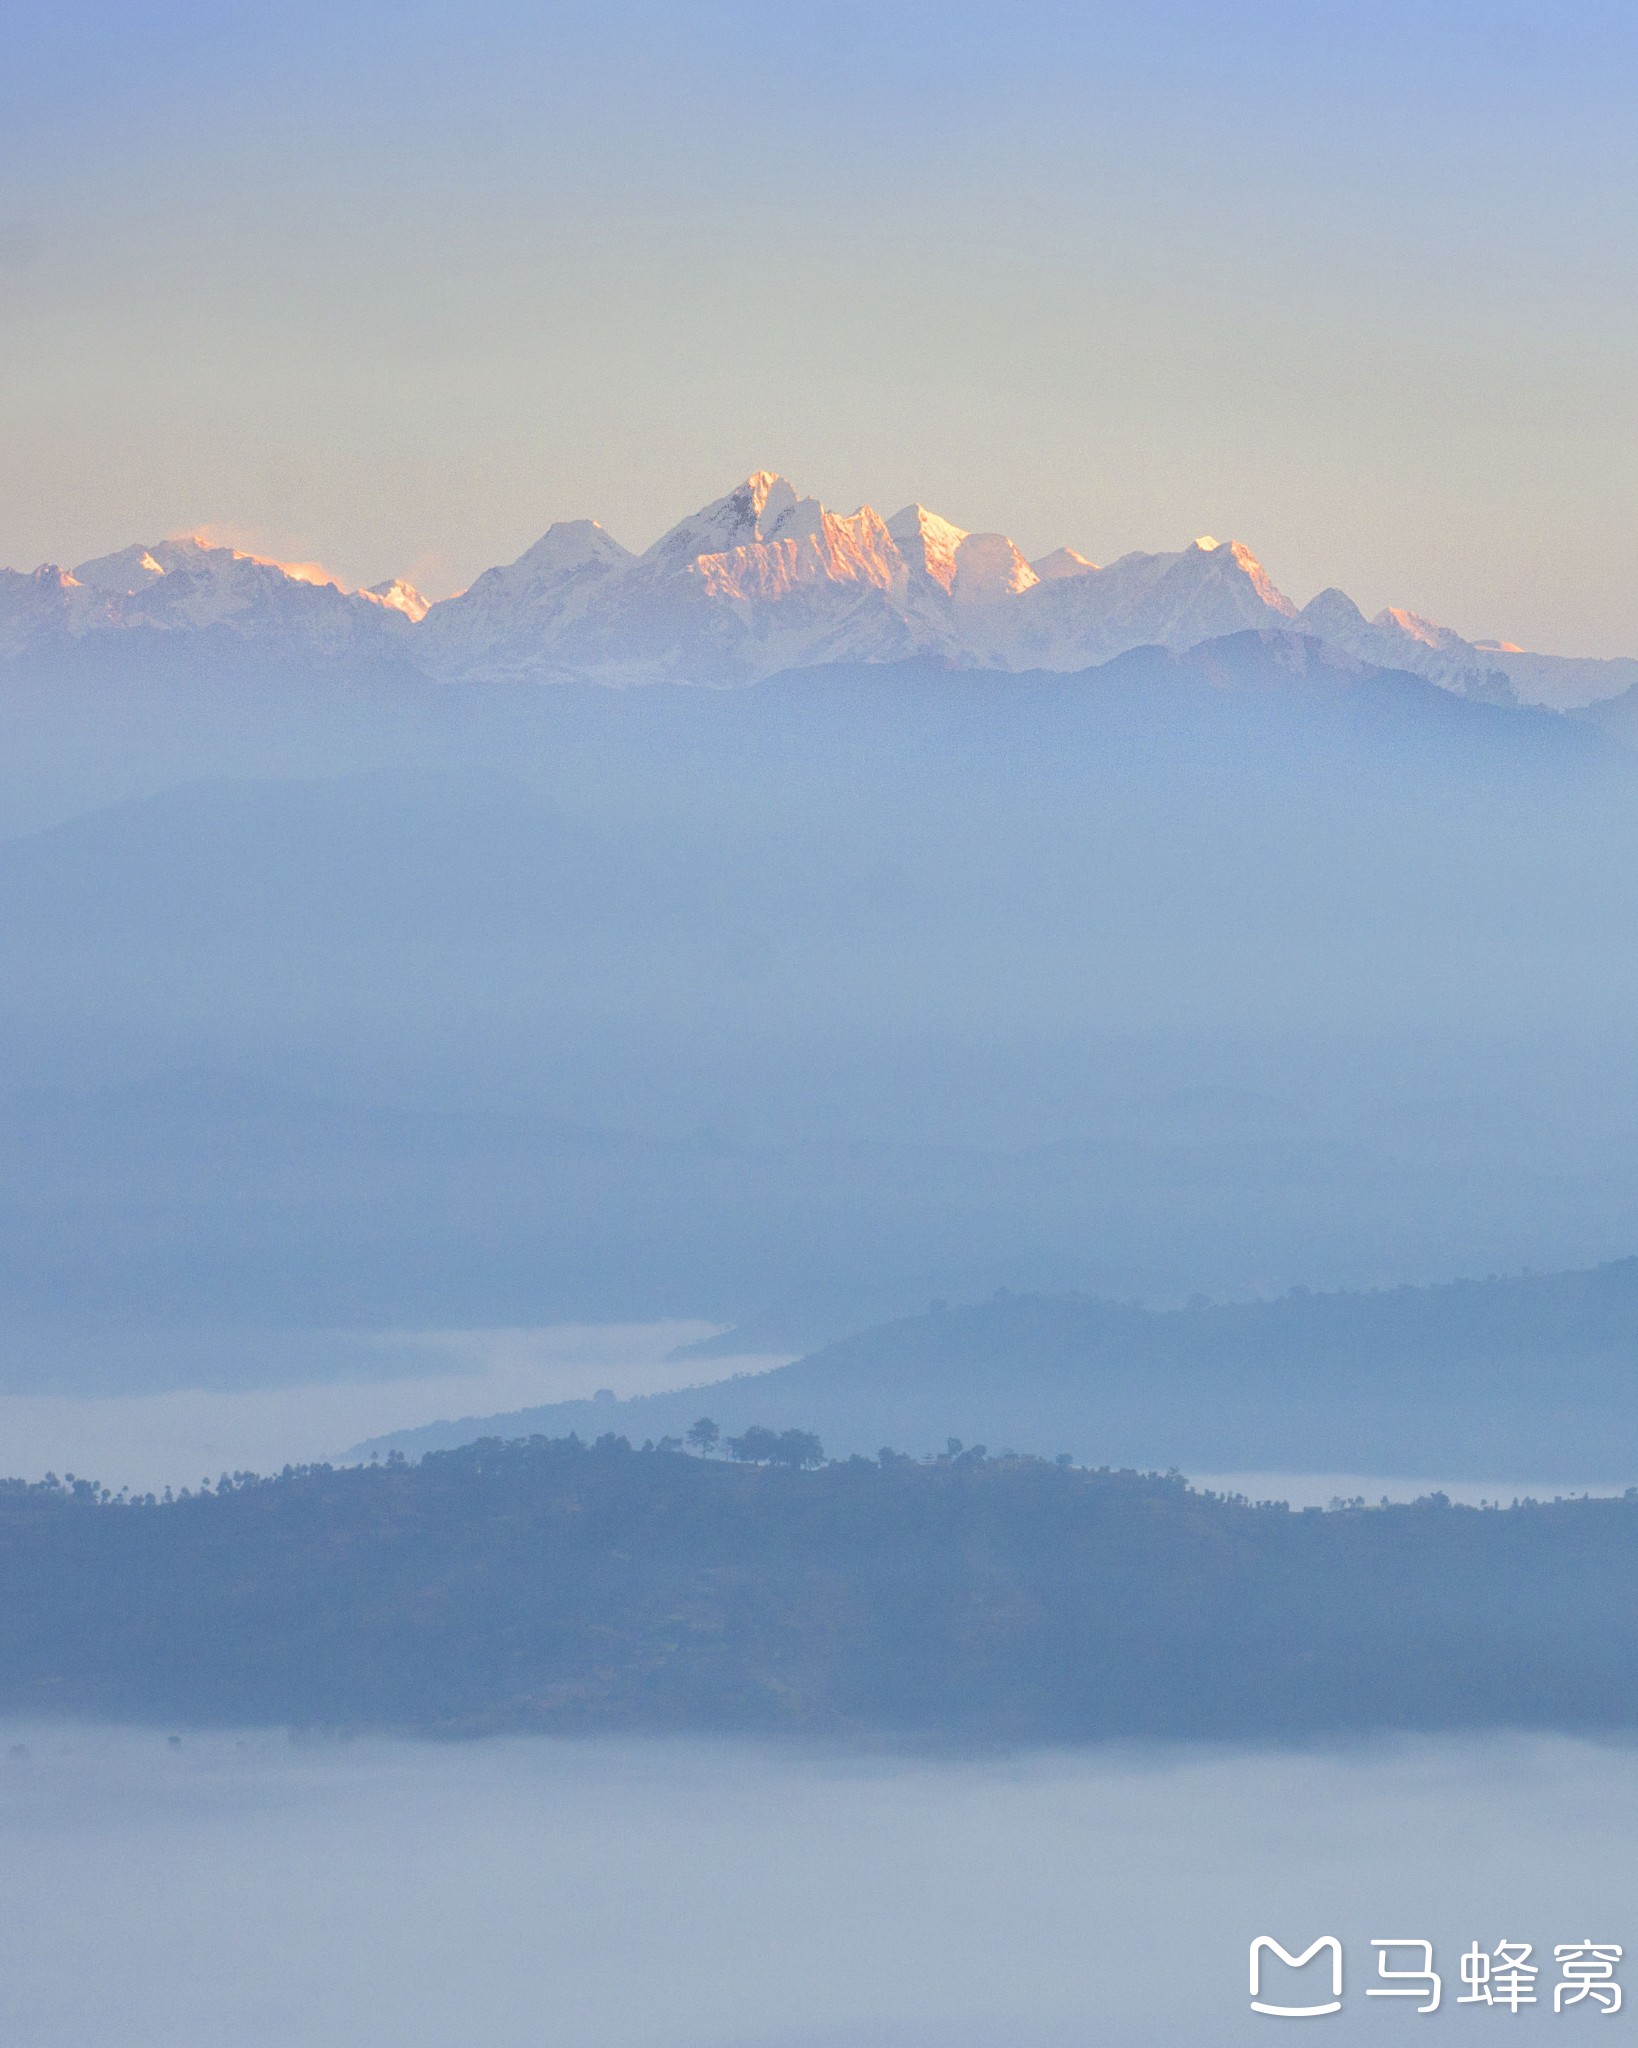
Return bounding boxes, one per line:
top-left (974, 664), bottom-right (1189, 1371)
top-left (1, 634), bottom-right (1636, 1411)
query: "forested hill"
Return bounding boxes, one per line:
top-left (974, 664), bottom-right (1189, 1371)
top-left (5, 1434), bottom-right (1638, 1740)
top-left (363, 1258), bottom-right (1638, 1479)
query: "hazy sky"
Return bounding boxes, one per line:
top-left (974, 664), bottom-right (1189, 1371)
top-left (4, 1), bottom-right (1638, 652)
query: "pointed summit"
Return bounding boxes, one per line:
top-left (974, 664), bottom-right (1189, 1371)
top-left (642, 472), bottom-right (807, 569)
top-left (417, 517), bottom-right (635, 662)
top-left (951, 532), bottom-right (1039, 603)
top-left (1182, 538), bottom-right (1296, 618)
top-left (887, 504), bottom-right (969, 592)
top-left (72, 543), bottom-right (170, 594)
top-left (365, 579), bottom-right (431, 623)
top-left (1298, 587), bottom-right (1370, 634)
top-left (510, 520), bottom-right (634, 577)
top-left (1031, 547), bottom-right (1098, 582)
top-left (1372, 606), bottom-right (1471, 656)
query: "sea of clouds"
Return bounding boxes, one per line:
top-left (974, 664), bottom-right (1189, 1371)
top-left (0, 1728), bottom-right (1632, 2047)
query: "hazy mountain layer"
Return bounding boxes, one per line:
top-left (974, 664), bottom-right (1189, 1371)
top-left (357, 1257), bottom-right (1638, 1483)
top-left (2, 637), bottom-right (1638, 1400)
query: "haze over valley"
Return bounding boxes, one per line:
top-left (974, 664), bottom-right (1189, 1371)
top-left (3, 521), bottom-right (1638, 1486)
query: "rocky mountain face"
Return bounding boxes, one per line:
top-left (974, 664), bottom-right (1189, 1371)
top-left (4, 472), bottom-right (1631, 706)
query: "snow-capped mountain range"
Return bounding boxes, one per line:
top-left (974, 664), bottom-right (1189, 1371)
top-left (4, 472), bottom-right (1631, 708)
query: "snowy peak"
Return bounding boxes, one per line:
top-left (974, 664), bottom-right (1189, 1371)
top-left (72, 533), bottom-right (363, 603)
top-left (642, 471), bottom-right (805, 570)
top-left (500, 520), bottom-right (634, 583)
top-left (690, 501), bottom-right (906, 605)
top-left (1298, 587), bottom-right (1369, 634)
top-left (139, 534), bottom-right (348, 590)
top-left (1031, 547), bottom-right (1098, 582)
top-left (1182, 537), bottom-right (1297, 619)
top-left (0, 531), bottom-right (420, 660)
top-left (638, 474), bottom-right (912, 605)
top-left (72, 543), bottom-right (169, 594)
top-left (1288, 588), bottom-right (1514, 699)
top-left (364, 579), bottom-right (431, 623)
top-left (417, 518), bottom-right (636, 664)
top-left (524, 520), bottom-right (632, 569)
top-left (951, 532), bottom-right (1039, 603)
top-left (1373, 606), bottom-right (1472, 657)
top-left (888, 504), bottom-right (969, 592)
top-left (0, 564), bottom-right (90, 659)
top-left (992, 533), bottom-right (1300, 672)
top-left (0, 472), bottom-right (1596, 702)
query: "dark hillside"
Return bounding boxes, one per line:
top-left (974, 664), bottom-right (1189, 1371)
top-left (5, 1435), bottom-right (1638, 1740)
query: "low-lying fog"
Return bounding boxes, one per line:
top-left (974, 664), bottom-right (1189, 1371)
top-left (0, 1729), bottom-right (1631, 2047)
top-left (0, 1321), bottom-right (787, 1491)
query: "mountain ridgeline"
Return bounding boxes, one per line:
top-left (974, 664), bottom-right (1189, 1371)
top-left (9, 470), bottom-right (1638, 707)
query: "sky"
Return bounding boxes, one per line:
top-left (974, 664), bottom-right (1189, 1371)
top-left (3, 0), bottom-right (1638, 652)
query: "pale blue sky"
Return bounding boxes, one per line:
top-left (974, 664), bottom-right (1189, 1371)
top-left (3, 0), bottom-right (1636, 651)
